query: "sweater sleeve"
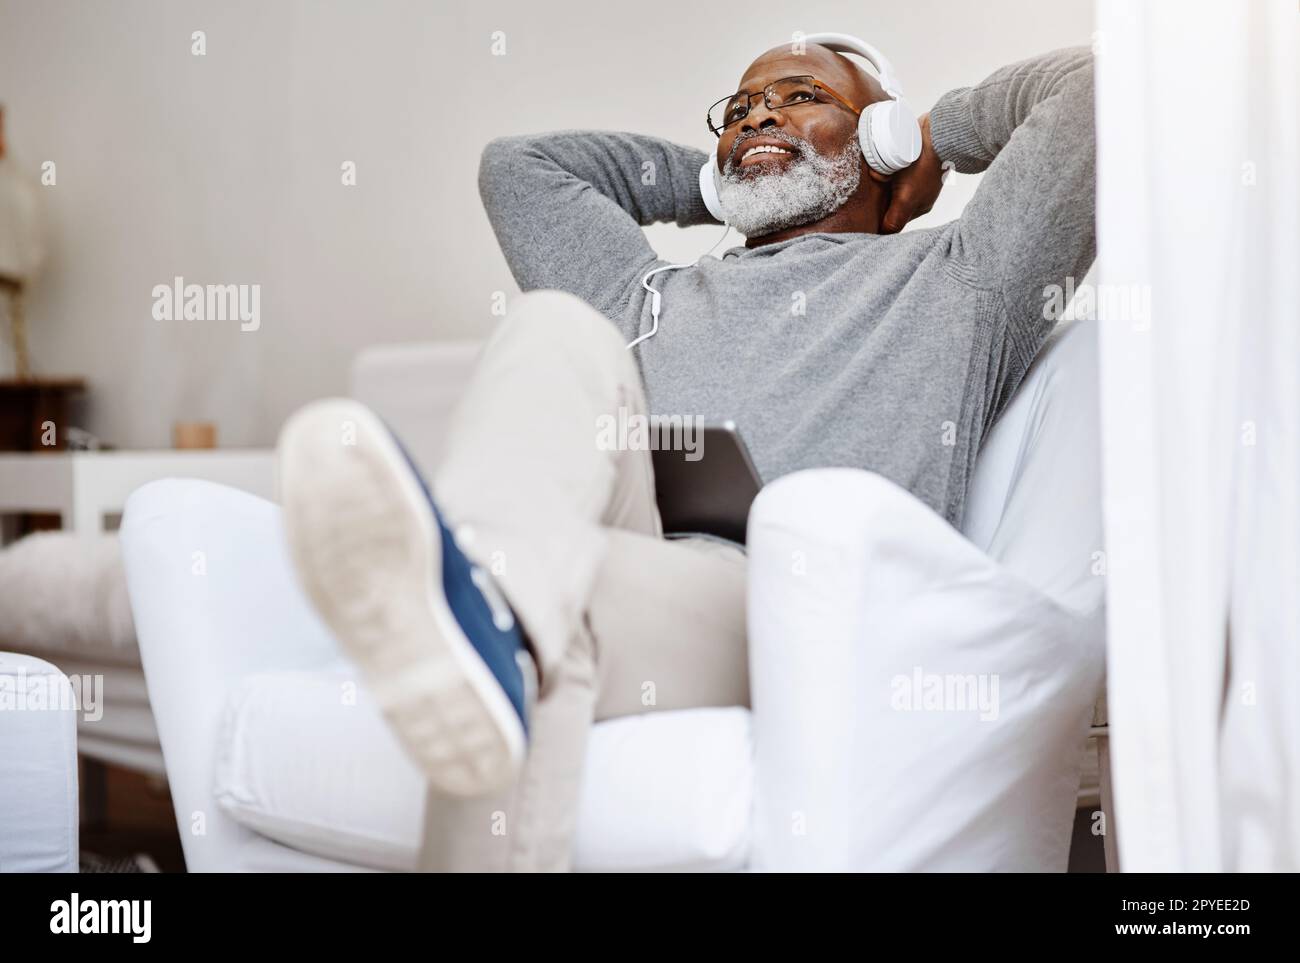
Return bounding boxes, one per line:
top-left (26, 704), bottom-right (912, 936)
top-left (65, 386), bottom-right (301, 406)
top-left (928, 46), bottom-right (1096, 360)
top-left (478, 130), bottom-right (720, 318)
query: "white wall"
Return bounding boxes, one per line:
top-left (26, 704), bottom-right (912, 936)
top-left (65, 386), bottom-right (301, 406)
top-left (0, 0), bottom-right (1092, 448)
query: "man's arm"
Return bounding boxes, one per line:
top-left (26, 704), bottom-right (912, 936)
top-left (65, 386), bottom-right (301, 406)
top-left (929, 46), bottom-right (1096, 355)
top-left (478, 131), bottom-right (719, 318)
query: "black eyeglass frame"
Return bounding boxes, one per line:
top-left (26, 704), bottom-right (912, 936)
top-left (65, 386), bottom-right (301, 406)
top-left (706, 75), bottom-right (860, 137)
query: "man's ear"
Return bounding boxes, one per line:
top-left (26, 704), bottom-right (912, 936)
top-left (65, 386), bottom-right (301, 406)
top-left (864, 165), bottom-right (893, 185)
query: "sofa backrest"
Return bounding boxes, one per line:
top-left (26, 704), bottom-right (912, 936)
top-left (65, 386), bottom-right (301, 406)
top-left (962, 320), bottom-right (1104, 616)
top-left (350, 340), bottom-right (482, 479)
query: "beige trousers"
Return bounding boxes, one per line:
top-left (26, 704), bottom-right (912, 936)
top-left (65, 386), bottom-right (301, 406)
top-left (419, 290), bottom-right (749, 871)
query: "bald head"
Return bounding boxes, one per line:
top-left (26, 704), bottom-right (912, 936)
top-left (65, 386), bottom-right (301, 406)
top-left (740, 42), bottom-right (888, 113)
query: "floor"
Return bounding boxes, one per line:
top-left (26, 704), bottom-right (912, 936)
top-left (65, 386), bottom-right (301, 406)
top-left (78, 760), bottom-right (186, 873)
top-left (1067, 807), bottom-right (1107, 872)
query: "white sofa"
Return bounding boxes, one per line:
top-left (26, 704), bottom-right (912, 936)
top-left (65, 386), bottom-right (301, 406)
top-left (0, 652), bottom-right (79, 872)
top-left (120, 320), bottom-right (1107, 872)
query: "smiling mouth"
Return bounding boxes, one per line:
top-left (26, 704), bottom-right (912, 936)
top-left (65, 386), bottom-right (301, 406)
top-left (738, 144), bottom-right (797, 167)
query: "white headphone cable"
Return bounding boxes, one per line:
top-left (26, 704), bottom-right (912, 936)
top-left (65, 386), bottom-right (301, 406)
top-left (627, 224), bottom-right (733, 350)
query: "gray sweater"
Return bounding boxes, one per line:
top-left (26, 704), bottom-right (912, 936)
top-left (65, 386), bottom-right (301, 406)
top-left (478, 47), bottom-right (1095, 527)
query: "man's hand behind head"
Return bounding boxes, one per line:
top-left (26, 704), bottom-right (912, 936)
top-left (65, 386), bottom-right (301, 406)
top-left (880, 113), bottom-right (945, 234)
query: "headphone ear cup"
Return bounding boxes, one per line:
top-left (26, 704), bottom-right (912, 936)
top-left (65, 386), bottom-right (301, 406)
top-left (699, 158), bottom-right (728, 223)
top-left (858, 100), bottom-right (922, 175)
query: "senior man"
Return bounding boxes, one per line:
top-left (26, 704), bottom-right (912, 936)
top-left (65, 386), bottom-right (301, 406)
top-left (277, 37), bottom-right (1096, 870)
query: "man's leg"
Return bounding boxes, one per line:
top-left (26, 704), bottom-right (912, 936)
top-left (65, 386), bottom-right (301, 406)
top-left (280, 288), bottom-right (747, 871)
top-left (591, 532), bottom-right (748, 720)
top-left (416, 290), bottom-right (747, 870)
top-left (418, 530), bottom-right (747, 871)
top-left (429, 288), bottom-right (661, 682)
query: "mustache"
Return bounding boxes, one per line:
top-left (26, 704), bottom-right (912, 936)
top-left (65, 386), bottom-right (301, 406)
top-left (723, 128), bottom-right (809, 173)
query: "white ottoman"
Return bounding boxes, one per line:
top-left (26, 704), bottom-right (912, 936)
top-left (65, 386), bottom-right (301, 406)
top-left (0, 652), bottom-right (79, 872)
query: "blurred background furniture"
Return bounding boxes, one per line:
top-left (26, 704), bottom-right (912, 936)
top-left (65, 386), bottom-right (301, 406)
top-left (122, 327), bottom-right (1112, 872)
top-left (0, 377), bottom-right (84, 452)
top-left (0, 448), bottom-right (273, 775)
top-left (0, 103), bottom-right (45, 381)
top-left (0, 373), bottom-right (85, 546)
top-left (0, 448), bottom-right (274, 871)
top-left (0, 651), bottom-right (78, 872)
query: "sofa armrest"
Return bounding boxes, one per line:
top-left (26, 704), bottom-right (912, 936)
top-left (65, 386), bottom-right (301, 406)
top-left (120, 479), bottom-right (351, 871)
top-left (745, 468), bottom-right (1105, 871)
top-left (0, 652), bottom-right (79, 872)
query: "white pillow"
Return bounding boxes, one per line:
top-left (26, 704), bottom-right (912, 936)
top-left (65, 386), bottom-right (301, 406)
top-left (215, 663), bottom-right (753, 872)
top-left (573, 708), bottom-right (752, 872)
top-left (746, 468), bottom-right (1104, 871)
top-left (215, 664), bottom-right (422, 871)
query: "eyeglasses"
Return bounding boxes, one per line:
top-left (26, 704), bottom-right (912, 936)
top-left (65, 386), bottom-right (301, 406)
top-left (707, 75), bottom-right (859, 137)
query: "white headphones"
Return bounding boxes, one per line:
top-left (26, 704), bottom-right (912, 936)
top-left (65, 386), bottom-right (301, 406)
top-left (698, 31), bottom-right (922, 224)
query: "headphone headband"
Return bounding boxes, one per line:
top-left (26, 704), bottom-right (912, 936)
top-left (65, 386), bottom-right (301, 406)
top-left (795, 31), bottom-right (905, 101)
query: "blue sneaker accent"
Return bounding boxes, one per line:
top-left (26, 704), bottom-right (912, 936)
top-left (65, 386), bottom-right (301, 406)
top-left (392, 437), bottom-right (530, 735)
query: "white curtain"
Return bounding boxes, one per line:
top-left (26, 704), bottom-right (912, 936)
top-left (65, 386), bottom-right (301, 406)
top-left (1095, 0), bottom-right (1299, 871)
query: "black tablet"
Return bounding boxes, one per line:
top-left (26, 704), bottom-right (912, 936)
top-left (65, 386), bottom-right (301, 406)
top-left (650, 420), bottom-right (763, 546)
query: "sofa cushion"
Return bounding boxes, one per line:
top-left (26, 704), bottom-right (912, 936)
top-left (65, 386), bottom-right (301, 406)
top-left (961, 319), bottom-right (1103, 615)
top-left (215, 661), bottom-right (752, 871)
top-left (572, 707), bottom-right (751, 872)
top-left (0, 533), bottom-right (138, 665)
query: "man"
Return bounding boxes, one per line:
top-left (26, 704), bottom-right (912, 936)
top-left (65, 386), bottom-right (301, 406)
top-left (278, 40), bottom-right (1095, 870)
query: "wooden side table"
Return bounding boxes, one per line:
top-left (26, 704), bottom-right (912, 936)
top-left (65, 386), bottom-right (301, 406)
top-left (0, 377), bottom-right (86, 451)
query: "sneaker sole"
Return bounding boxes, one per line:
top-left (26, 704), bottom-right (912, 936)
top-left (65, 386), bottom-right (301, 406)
top-left (278, 399), bottom-right (525, 797)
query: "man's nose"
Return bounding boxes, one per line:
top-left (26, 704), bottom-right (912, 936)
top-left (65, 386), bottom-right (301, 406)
top-left (742, 101), bottom-right (786, 134)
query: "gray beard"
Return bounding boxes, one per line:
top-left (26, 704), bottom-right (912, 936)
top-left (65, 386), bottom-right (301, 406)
top-left (717, 131), bottom-right (862, 238)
